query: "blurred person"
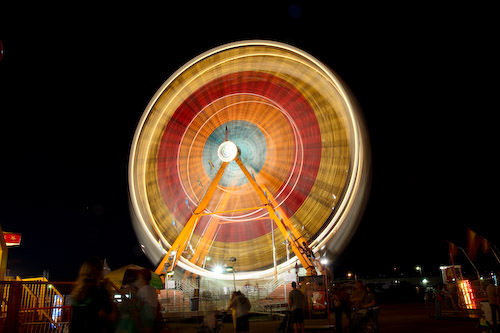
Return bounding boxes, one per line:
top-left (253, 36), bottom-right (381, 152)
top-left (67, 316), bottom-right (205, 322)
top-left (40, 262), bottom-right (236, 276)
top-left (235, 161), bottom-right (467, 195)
top-left (350, 280), bottom-right (366, 309)
top-left (288, 281), bottom-right (305, 333)
top-left (350, 280), bottom-right (369, 332)
top-left (487, 278), bottom-right (499, 328)
top-left (332, 286), bottom-right (351, 333)
top-left (445, 283), bottom-right (459, 310)
top-left (115, 269), bottom-right (139, 333)
top-left (228, 291), bottom-right (238, 333)
top-left (227, 290), bottom-right (251, 333)
top-left (134, 268), bottom-right (160, 333)
top-left (201, 311), bottom-right (217, 333)
top-left (200, 302), bottom-right (220, 333)
top-left (70, 256), bottom-right (116, 333)
top-left (364, 284), bottom-right (379, 333)
top-left (434, 284), bottom-right (444, 320)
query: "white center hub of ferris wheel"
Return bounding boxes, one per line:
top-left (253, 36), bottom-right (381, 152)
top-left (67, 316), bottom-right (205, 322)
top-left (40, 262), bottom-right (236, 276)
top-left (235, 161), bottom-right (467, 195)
top-left (217, 141), bottom-right (238, 162)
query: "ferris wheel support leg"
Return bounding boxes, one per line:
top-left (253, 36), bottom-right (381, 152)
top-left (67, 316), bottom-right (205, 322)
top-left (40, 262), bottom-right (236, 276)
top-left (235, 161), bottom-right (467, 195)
top-left (155, 161), bottom-right (229, 276)
top-left (183, 218), bottom-right (219, 279)
top-left (189, 190), bottom-right (231, 270)
top-left (234, 156), bottom-right (317, 276)
top-left (260, 183), bottom-right (318, 276)
top-left (260, 184), bottom-right (308, 246)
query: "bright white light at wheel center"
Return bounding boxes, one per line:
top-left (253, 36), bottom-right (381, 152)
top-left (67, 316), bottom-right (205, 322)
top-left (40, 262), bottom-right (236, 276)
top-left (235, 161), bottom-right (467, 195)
top-left (217, 141), bottom-right (238, 162)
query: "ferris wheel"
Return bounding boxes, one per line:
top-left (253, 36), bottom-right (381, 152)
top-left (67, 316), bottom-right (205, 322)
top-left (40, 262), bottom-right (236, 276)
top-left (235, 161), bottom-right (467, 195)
top-left (128, 40), bottom-right (370, 280)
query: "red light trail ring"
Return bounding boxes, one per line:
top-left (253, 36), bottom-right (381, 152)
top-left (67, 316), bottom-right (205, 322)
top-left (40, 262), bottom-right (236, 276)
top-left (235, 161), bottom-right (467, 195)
top-left (129, 41), bottom-right (370, 279)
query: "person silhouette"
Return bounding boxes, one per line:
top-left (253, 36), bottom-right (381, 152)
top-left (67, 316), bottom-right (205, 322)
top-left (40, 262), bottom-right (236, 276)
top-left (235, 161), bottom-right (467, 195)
top-left (288, 281), bottom-right (305, 333)
top-left (70, 256), bottom-right (116, 333)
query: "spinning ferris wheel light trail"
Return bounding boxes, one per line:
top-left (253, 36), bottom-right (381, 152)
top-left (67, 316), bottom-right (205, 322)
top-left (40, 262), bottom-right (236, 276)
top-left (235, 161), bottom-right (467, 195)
top-left (129, 40), bottom-right (370, 280)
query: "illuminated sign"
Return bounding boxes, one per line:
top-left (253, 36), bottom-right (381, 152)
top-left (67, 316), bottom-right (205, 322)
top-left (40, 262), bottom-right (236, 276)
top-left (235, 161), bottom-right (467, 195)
top-left (3, 232), bottom-right (21, 246)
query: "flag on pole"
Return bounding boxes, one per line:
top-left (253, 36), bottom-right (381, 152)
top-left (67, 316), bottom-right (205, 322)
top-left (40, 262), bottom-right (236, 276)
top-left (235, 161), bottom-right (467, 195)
top-left (448, 240), bottom-right (459, 262)
top-left (466, 227), bottom-right (480, 261)
top-left (3, 232), bottom-right (21, 246)
top-left (481, 236), bottom-right (491, 254)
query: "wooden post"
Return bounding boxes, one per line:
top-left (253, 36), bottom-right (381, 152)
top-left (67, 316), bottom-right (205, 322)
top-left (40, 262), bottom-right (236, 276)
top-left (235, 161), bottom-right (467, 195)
top-left (0, 225), bottom-right (8, 280)
top-left (5, 281), bottom-right (22, 332)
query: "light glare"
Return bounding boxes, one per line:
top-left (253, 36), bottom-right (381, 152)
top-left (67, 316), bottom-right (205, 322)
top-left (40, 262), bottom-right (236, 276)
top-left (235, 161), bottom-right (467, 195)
top-left (213, 266), bottom-right (224, 274)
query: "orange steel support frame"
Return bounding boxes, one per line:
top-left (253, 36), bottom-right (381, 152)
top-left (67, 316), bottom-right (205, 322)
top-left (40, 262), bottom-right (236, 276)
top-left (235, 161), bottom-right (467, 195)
top-left (155, 161), bottom-right (229, 275)
top-left (155, 155), bottom-right (317, 276)
top-left (234, 157), bottom-right (317, 276)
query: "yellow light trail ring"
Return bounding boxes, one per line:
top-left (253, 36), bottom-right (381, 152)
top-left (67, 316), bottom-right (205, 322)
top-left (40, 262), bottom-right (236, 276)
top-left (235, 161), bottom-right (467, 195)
top-left (129, 40), bottom-right (370, 279)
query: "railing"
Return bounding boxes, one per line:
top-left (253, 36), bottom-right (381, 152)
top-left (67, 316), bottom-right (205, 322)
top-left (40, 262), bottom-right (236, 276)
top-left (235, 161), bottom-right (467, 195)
top-left (155, 276), bottom-right (292, 313)
top-left (0, 280), bottom-right (73, 332)
top-left (19, 305), bottom-right (71, 332)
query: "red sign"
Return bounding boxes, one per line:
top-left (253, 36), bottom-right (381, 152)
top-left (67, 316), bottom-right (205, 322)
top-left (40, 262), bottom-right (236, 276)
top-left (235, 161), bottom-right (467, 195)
top-left (3, 232), bottom-right (21, 246)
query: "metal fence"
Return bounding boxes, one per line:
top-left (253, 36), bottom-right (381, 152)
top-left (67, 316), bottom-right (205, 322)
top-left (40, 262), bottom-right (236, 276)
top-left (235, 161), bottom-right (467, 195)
top-left (157, 276), bottom-right (293, 313)
top-left (0, 279), bottom-right (73, 332)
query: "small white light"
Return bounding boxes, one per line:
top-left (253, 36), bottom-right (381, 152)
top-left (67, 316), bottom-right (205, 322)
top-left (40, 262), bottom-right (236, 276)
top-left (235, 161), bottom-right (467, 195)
top-left (213, 266), bottom-right (224, 274)
top-left (217, 141), bottom-right (238, 162)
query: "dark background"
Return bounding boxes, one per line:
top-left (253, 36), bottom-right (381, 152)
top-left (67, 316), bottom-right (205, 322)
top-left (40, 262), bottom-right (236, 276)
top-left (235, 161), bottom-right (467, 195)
top-left (1, 4), bottom-right (498, 281)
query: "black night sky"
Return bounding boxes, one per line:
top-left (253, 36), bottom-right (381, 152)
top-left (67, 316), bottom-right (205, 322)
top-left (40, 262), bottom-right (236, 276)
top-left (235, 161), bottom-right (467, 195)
top-left (1, 4), bottom-right (498, 281)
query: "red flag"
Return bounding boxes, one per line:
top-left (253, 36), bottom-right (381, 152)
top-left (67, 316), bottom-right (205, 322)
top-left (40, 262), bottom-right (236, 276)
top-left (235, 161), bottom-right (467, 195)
top-left (448, 241), bottom-right (459, 261)
top-left (466, 228), bottom-right (480, 261)
top-left (3, 232), bottom-right (21, 246)
top-left (481, 237), bottom-right (491, 254)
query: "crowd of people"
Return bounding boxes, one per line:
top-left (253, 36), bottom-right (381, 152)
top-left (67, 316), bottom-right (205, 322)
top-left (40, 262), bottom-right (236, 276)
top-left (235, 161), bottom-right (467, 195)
top-left (283, 279), bottom-right (379, 333)
top-left (332, 280), bottom-right (379, 333)
top-left (68, 256), bottom-right (381, 333)
top-left (70, 256), bottom-right (162, 333)
top-left (69, 256), bottom-right (255, 333)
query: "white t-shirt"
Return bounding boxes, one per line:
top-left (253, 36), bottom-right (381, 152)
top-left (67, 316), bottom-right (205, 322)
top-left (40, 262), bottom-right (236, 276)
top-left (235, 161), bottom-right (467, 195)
top-left (137, 284), bottom-right (158, 311)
